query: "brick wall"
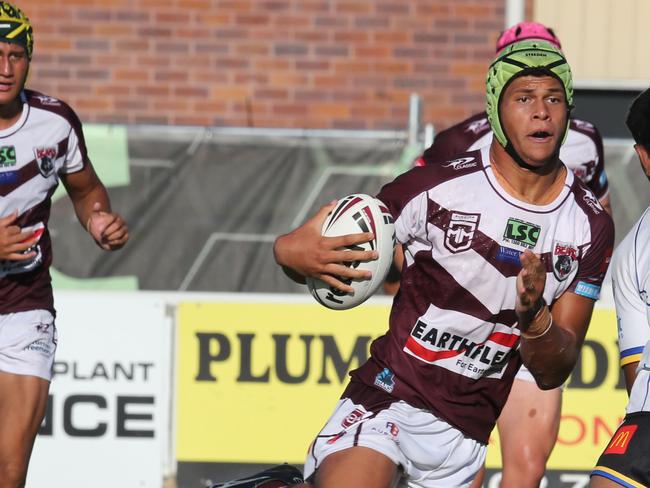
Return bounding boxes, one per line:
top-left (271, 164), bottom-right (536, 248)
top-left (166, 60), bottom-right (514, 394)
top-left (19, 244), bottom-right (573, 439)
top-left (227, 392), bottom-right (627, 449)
top-left (25, 0), bottom-right (512, 131)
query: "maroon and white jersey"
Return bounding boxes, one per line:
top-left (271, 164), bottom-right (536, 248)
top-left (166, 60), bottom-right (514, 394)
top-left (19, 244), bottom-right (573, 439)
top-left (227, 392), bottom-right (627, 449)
top-left (0, 90), bottom-right (89, 314)
top-left (417, 111), bottom-right (609, 201)
top-left (351, 146), bottom-right (614, 443)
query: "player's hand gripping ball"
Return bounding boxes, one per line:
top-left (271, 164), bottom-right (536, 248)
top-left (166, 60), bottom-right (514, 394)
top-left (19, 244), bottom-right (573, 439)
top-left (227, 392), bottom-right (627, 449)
top-left (307, 194), bottom-right (396, 310)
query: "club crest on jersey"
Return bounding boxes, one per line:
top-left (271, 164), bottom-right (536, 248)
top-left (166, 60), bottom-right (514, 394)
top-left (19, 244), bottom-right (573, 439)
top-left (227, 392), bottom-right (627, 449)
top-left (503, 218), bottom-right (540, 249)
top-left (374, 367), bottom-right (395, 393)
top-left (34, 146), bottom-right (57, 177)
top-left (443, 157), bottom-right (477, 170)
top-left (444, 212), bottom-right (480, 253)
top-left (552, 241), bottom-right (579, 281)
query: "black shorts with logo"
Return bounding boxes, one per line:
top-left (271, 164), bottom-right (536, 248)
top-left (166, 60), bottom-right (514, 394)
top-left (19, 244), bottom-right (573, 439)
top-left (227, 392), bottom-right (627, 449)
top-left (591, 412), bottom-right (650, 487)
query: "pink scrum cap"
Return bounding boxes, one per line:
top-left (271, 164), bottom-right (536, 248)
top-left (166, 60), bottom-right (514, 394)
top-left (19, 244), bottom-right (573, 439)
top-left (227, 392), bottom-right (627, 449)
top-left (495, 21), bottom-right (562, 53)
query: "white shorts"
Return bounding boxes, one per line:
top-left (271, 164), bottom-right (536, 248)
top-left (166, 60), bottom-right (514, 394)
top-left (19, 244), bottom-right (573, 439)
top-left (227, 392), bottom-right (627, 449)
top-left (0, 309), bottom-right (57, 381)
top-left (515, 364), bottom-right (565, 390)
top-left (304, 394), bottom-right (486, 487)
top-left (515, 364), bottom-right (536, 383)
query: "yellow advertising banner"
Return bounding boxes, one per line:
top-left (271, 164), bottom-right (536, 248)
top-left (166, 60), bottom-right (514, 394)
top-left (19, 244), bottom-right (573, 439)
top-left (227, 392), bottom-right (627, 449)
top-left (176, 299), bottom-right (626, 470)
top-left (176, 300), bottom-right (391, 463)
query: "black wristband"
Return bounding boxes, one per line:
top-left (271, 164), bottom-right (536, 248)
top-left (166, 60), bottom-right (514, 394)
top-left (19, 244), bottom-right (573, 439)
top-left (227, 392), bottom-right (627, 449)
top-left (530, 297), bottom-right (546, 318)
top-left (517, 296), bottom-right (546, 325)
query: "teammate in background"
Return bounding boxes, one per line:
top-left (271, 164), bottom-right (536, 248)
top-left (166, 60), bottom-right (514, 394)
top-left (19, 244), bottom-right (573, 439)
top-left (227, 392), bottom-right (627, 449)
top-left (589, 88), bottom-right (650, 488)
top-left (382, 22), bottom-right (612, 488)
top-left (0, 3), bottom-right (129, 487)
top-left (272, 40), bottom-right (613, 487)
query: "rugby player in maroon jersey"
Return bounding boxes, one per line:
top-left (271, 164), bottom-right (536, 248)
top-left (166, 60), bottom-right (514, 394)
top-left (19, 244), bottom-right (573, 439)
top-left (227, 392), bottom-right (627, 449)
top-left (0, 3), bottom-right (128, 486)
top-left (390, 23), bottom-right (613, 488)
top-left (265, 41), bottom-right (614, 488)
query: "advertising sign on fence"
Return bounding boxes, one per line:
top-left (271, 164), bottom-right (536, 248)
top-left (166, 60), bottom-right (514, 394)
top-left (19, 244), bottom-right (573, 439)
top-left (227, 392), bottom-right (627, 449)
top-left (175, 296), bottom-right (627, 488)
top-left (27, 292), bottom-right (172, 488)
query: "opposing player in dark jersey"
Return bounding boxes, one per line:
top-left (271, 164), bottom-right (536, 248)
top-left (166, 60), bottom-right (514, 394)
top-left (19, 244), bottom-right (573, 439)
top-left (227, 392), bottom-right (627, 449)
top-left (269, 40), bottom-right (614, 487)
top-left (589, 89), bottom-right (650, 488)
top-left (0, 3), bottom-right (129, 486)
top-left (382, 22), bottom-right (612, 488)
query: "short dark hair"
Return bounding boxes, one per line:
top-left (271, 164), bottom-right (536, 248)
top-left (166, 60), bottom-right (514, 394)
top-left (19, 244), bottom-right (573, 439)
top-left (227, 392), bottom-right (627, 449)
top-left (626, 88), bottom-right (650, 150)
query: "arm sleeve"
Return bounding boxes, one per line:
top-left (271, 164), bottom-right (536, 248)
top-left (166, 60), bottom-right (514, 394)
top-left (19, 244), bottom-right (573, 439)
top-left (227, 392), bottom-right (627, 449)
top-left (421, 127), bottom-right (468, 165)
top-left (61, 106), bottom-right (90, 175)
top-left (567, 213), bottom-right (615, 300)
top-left (376, 168), bottom-right (430, 245)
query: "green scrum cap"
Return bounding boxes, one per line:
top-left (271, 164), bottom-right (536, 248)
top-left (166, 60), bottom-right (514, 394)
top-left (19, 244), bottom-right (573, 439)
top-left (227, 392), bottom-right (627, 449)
top-left (486, 39), bottom-right (573, 147)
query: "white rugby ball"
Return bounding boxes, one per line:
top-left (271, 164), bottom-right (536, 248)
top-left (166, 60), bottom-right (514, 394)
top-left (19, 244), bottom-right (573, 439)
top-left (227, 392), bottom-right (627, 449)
top-left (306, 194), bottom-right (396, 310)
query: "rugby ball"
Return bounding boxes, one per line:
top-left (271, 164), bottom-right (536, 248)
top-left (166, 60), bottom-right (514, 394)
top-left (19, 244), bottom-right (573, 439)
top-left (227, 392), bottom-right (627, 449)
top-left (306, 194), bottom-right (396, 310)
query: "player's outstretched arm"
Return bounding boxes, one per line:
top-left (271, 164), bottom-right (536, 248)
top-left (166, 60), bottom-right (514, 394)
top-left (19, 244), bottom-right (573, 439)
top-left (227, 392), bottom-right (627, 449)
top-left (516, 250), bottom-right (594, 389)
top-left (61, 164), bottom-right (129, 251)
top-left (273, 201), bottom-right (377, 293)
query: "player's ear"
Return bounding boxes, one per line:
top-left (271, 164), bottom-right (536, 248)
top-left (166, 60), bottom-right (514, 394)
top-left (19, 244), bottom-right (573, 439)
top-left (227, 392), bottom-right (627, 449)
top-left (633, 143), bottom-right (650, 177)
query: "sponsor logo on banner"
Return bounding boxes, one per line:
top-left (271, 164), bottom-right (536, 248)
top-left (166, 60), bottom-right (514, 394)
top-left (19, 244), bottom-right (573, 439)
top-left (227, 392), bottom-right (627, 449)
top-left (444, 211), bottom-right (480, 253)
top-left (34, 146), bottom-right (57, 177)
top-left (443, 157), bottom-right (477, 170)
top-left (603, 424), bottom-right (638, 455)
top-left (552, 241), bottom-right (579, 281)
top-left (0, 145), bottom-right (16, 167)
top-left (374, 367), bottom-right (395, 393)
top-left (503, 218), bottom-right (540, 249)
top-left (174, 301), bottom-right (633, 474)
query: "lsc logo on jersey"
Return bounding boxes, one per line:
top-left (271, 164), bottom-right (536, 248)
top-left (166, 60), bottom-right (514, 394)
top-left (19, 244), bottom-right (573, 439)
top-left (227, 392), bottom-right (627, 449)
top-left (503, 218), bottom-right (540, 249)
top-left (444, 212), bottom-right (480, 253)
top-left (0, 145), bottom-right (16, 167)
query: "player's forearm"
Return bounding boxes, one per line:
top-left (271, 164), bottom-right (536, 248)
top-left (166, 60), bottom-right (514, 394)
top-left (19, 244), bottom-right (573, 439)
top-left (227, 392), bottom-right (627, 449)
top-left (520, 321), bottom-right (578, 389)
top-left (273, 233), bottom-right (307, 284)
top-left (72, 183), bottom-right (111, 230)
